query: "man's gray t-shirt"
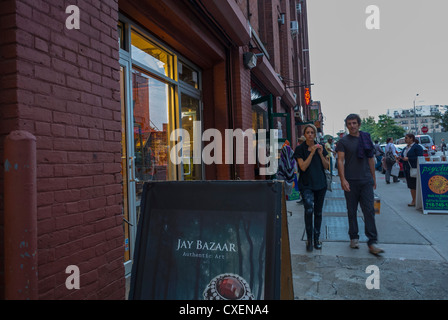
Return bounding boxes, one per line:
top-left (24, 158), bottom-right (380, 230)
top-left (336, 134), bottom-right (372, 181)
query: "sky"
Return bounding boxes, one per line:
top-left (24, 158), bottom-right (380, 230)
top-left (306, 0), bottom-right (448, 136)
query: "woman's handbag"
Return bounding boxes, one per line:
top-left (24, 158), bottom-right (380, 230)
top-left (408, 161), bottom-right (417, 178)
top-left (391, 162), bottom-right (400, 177)
top-left (385, 150), bottom-right (396, 164)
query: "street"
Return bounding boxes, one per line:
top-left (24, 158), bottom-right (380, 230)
top-left (287, 171), bottom-right (448, 300)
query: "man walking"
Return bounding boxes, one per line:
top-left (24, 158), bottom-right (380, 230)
top-left (336, 114), bottom-right (384, 255)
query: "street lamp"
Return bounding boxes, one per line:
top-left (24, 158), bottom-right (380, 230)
top-left (414, 93), bottom-right (419, 134)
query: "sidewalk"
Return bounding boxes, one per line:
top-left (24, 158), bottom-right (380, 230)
top-left (287, 171), bottom-right (448, 300)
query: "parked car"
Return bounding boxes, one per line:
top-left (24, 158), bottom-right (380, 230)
top-left (396, 135), bottom-right (434, 156)
top-left (394, 143), bottom-right (430, 156)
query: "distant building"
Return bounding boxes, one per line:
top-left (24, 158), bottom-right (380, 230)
top-left (387, 105), bottom-right (447, 134)
top-left (360, 109), bottom-right (369, 119)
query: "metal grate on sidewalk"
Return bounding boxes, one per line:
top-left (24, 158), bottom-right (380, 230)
top-left (301, 216), bottom-right (368, 242)
top-left (323, 198), bottom-right (347, 213)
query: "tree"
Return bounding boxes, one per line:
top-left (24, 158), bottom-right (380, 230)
top-left (360, 117), bottom-right (378, 141)
top-left (433, 106), bottom-right (448, 132)
top-left (375, 114), bottom-right (405, 141)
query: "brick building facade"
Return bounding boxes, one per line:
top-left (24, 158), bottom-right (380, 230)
top-left (0, 0), bottom-right (312, 299)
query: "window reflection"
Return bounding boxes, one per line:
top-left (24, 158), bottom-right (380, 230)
top-left (179, 62), bottom-right (198, 89)
top-left (132, 69), bottom-right (170, 197)
top-left (181, 93), bottom-right (201, 180)
top-left (131, 30), bottom-right (173, 79)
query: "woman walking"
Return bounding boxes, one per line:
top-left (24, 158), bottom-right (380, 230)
top-left (293, 124), bottom-right (329, 252)
top-left (399, 134), bottom-right (423, 206)
top-left (385, 137), bottom-right (400, 184)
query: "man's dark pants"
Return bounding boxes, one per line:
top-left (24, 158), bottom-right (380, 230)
top-left (344, 179), bottom-right (378, 246)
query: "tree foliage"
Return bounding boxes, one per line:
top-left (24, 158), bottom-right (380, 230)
top-left (433, 106), bottom-right (448, 132)
top-left (360, 117), bottom-right (378, 140)
top-left (360, 115), bottom-right (405, 143)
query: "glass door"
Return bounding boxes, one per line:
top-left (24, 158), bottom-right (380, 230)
top-left (270, 112), bottom-right (291, 145)
top-left (131, 68), bottom-right (175, 221)
top-left (180, 92), bottom-right (202, 180)
top-left (120, 58), bottom-right (135, 275)
top-left (119, 17), bottom-right (203, 277)
top-left (251, 94), bottom-right (276, 177)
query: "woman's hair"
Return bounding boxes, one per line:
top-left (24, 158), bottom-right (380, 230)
top-left (386, 137), bottom-right (393, 143)
top-left (406, 133), bottom-right (416, 143)
top-left (303, 124), bottom-right (317, 136)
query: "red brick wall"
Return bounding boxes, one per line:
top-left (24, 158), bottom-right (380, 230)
top-left (259, 0), bottom-right (282, 73)
top-left (0, 0), bottom-right (125, 299)
top-left (232, 47), bottom-right (255, 180)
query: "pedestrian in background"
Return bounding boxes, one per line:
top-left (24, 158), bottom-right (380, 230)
top-left (334, 141), bottom-right (339, 175)
top-left (374, 140), bottom-right (384, 171)
top-left (385, 137), bottom-right (400, 184)
top-left (296, 135), bottom-right (306, 147)
top-left (325, 137), bottom-right (337, 176)
top-left (399, 134), bottom-right (423, 207)
top-left (336, 114), bottom-right (384, 255)
top-left (441, 139), bottom-right (447, 153)
top-left (294, 136), bottom-right (306, 204)
top-left (294, 124), bottom-right (329, 252)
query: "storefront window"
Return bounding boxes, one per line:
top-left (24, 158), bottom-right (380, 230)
top-left (132, 68), bottom-right (172, 222)
top-left (131, 30), bottom-right (174, 79)
top-left (252, 103), bottom-right (268, 132)
top-left (181, 93), bottom-right (202, 180)
top-left (272, 116), bottom-right (287, 140)
top-left (179, 62), bottom-right (199, 89)
top-left (118, 21), bottom-right (125, 50)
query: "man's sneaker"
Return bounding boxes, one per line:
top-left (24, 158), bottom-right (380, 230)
top-left (368, 244), bottom-right (384, 255)
top-left (350, 239), bottom-right (359, 249)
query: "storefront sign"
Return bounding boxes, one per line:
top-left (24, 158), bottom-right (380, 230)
top-left (309, 103), bottom-right (319, 121)
top-left (304, 88), bottom-right (311, 106)
top-left (129, 180), bottom-right (292, 300)
top-left (419, 163), bottom-right (448, 214)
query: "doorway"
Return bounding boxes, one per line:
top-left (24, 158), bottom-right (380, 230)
top-left (119, 19), bottom-right (203, 276)
top-left (180, 92), bottom-right (202, 181)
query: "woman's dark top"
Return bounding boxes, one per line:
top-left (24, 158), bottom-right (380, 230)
top-left (293, 142), bottom-right (327, 191)
top-left (400, 143), bottom-right (424, 172)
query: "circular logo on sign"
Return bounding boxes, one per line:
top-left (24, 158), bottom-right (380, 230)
top-left (203, 273), bottom-right (254, 300)
top-left (428, 175), bottom-right (448, 194)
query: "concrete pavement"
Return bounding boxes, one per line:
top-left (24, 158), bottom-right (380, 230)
top-left (287, 171), bottom-right (448, 300)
